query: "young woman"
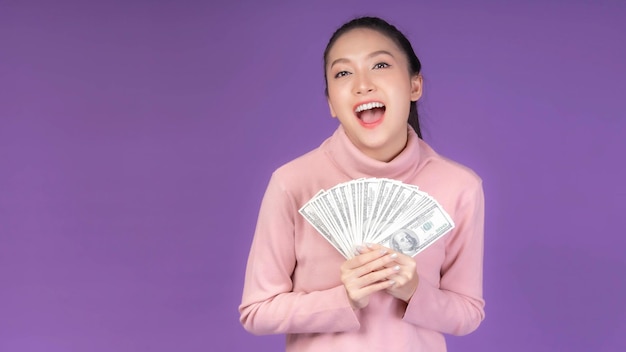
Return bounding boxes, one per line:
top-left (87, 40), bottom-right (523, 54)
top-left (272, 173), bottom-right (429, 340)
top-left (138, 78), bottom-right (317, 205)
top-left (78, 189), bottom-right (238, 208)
top-left (239, 16), bottom-right (485, 352)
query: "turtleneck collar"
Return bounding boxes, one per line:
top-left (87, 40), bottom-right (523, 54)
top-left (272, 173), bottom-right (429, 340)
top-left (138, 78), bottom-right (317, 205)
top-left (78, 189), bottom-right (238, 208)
top-left (322, 125), bottom-right (426, 182)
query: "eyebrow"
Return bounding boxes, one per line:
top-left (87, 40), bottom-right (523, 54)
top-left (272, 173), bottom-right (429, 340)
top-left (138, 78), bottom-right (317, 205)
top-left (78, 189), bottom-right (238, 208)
top-left (329, 50), bottom-right (395, 69)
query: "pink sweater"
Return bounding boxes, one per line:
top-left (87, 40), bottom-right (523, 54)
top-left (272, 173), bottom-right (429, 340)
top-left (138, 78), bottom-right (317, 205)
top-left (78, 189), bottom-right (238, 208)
top-left (239, 125), bottom-right (485, 351)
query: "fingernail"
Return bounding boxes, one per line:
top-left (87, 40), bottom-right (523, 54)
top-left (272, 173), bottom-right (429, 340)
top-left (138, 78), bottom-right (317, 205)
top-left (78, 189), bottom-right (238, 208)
top-left (378, 249), bottom-right (387, 255)
top-left (388, 280), bottom-right (395, 286)
top-left (366, 243), bottom-right (375, 248)
top-left (390, 253), bottom-right (398, 259)
top-left (356, 245), bottom-right (366, 253)
top-left (393, 265), bottom-right (400, 271)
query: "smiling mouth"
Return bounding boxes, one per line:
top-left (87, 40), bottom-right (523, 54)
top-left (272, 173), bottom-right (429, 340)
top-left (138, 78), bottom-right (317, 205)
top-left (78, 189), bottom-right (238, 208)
top-left (355, 102), bottom-right (386, 127)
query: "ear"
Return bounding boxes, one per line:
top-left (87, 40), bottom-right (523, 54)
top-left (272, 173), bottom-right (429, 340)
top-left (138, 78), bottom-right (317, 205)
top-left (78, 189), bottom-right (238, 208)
top-left (327, 98), bottom-right (337, 118)
top-left (410, 74), bottom-right (423, 102)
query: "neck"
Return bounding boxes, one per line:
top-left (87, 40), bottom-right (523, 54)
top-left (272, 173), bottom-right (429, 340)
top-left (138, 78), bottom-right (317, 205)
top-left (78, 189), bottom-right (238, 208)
top-left (323, 125), bottom-right (425, 182)
top-left (363, 134), bottom-right (408, 163)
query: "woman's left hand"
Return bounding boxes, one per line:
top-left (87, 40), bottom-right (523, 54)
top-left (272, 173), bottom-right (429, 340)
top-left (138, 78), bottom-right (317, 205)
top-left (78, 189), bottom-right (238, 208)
top-left (359, 243), bottom-right (419, 303)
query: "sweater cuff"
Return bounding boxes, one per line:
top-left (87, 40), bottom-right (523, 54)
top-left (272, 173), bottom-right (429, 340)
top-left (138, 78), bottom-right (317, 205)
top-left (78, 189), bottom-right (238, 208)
top-left (326, 285), bottom-right (361, 331)
top-left (403, 278), bottom-right (437, 325)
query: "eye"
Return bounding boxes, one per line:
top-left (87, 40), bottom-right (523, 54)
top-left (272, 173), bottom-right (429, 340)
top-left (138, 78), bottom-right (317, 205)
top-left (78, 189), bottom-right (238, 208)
top-left (373, 62), bottom-right (390, 69)
top-left (334, 70), bottom-right (351, 79)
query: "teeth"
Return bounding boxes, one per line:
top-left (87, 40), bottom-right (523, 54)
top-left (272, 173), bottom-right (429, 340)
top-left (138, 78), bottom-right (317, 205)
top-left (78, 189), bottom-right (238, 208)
top-left (355, 102), bottom-right (385, 113)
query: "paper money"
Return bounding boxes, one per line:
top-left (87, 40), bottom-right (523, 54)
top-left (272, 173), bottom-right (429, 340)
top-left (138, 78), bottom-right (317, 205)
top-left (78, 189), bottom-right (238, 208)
top-left (298, 178), bottom-right (455, 258)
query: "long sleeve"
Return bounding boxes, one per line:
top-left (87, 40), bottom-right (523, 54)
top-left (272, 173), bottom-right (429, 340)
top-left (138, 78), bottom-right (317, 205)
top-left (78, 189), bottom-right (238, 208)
top-left (238, 173), bottom-right (361, 335)
top-left (402, 179), bottom-right (485, 335)
top-left (239, 128), bottom-right (486, 351)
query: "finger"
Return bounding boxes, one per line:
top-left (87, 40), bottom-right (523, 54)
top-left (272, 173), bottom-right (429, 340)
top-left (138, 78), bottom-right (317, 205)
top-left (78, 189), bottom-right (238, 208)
top-left (350, 263), bottom-right (401, 288)
top-left (351, 243), bottom-right (391, 257)
top-left (381, 264), bottom-right (414, 279)
top-left (385, 272), bottom-right (409, 286)
top-left (380, 251), bottom-right (417, 277)
top-left (343, 247), bottom-right (391, 270)
top-left (354, 244), bottom-right (374, 255)
top-left (364, 243), bottom-right (391, 252)
top-left (378, 252), bottom-right (406, 270)
top-left (350, 252), bottom-right (399, 279)
top-left (364, 244), bottom-right (414, 266)
top-left (352, 278), bottom-right (396, 298)
top-left (388, 251), bottom-right (415, 265)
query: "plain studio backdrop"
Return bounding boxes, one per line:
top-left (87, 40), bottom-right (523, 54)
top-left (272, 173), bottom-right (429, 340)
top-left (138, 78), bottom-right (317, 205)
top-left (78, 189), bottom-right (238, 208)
top-left (1, 1), bottom-right (625, 351)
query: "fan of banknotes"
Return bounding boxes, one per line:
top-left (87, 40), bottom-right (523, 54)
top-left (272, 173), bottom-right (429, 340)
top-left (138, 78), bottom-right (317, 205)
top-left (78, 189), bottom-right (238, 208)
top-left (298, 178), bottom-right (455, 259)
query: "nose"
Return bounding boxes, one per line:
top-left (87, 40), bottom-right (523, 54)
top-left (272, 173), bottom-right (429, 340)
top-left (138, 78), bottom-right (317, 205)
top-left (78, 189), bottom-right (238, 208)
top-left (353, 73), bottom-right (375, 95)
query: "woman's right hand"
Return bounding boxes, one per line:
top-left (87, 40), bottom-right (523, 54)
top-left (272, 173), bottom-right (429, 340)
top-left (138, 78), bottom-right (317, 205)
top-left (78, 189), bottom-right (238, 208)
top-left (340, 245), bottom-right (400, 310)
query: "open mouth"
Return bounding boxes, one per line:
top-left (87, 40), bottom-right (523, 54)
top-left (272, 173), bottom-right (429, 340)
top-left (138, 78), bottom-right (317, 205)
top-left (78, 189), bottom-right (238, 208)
top-left (355, 102), bottom-right (386, 127)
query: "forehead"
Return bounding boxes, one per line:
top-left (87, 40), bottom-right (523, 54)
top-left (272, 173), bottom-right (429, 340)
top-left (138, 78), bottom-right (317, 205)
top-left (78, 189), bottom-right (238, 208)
top-left (327, 28), bottom-right (403, 59)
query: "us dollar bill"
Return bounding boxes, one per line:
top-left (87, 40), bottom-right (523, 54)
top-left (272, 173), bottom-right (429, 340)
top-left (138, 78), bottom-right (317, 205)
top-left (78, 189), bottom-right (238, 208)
top-left (299, 178), bottom-right (455, 259)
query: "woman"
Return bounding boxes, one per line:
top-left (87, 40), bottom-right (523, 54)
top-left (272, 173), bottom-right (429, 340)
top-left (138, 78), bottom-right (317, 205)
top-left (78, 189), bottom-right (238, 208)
top-left (239, 16), bottom-right (485, 351)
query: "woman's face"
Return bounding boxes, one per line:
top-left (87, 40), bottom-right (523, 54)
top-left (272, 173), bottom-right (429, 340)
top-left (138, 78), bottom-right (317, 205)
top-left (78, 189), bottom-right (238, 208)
top-left (325, 28), bottom-right (422, 162)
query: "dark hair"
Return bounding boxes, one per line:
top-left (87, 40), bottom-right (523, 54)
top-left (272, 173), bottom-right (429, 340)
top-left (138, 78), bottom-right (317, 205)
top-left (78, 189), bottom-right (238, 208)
top-left (323, 16), bottom-right (423, 139)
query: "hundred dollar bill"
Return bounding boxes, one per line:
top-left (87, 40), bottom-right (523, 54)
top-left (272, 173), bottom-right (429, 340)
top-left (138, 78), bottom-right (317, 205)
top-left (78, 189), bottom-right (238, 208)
top-left (299, 191), bottom-right (349, 258)
top-left (377, 202), bottom-right (455, 257)
top-left (299, 178), bottom-right (455, 259)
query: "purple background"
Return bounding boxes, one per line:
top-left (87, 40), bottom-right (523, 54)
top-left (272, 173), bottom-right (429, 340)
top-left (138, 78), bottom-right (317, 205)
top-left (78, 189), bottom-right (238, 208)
top-left (1, 1), bottom-right (625, 351)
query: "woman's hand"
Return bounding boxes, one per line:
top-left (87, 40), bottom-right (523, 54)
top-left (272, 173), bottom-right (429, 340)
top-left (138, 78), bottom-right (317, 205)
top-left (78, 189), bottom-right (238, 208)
top-left (382, 246), bottom-right (419, 303)
top-left (340, 245), bottom-right (399, 310)
top-left (355, 243), bottom-right (420, 303)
